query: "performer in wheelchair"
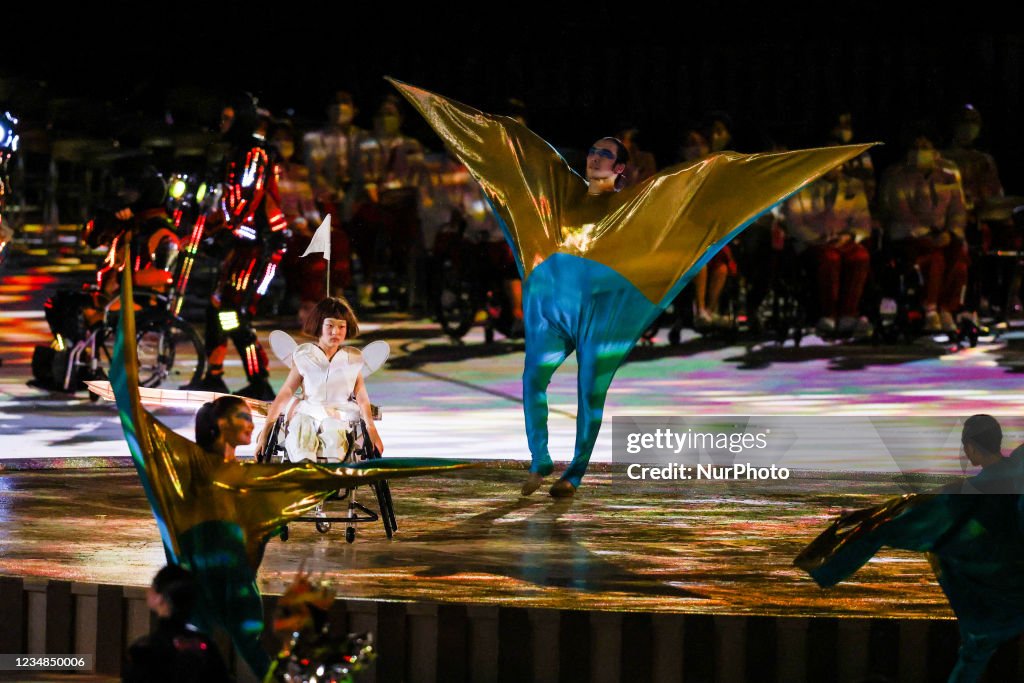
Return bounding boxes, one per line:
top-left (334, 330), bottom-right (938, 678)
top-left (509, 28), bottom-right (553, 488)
top-left (257, 296), bottom-right (383, 463)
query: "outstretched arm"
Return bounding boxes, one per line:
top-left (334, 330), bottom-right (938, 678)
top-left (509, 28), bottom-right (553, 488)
top-left (353, 373), bottom-right (383, 454)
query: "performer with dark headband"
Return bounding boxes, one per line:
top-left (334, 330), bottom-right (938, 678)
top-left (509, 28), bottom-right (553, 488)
top-left (390, 78), bottom-right (872, 497)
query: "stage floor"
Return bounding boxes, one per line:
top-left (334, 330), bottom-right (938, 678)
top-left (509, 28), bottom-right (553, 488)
top-left (6, 261), bottom-right (1024, 623)
top-left (0, 464), bottom-right (953, 620)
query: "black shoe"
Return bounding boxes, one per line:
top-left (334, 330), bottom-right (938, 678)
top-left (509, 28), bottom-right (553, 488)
top-left (180, 375), bottom-right (230, 394)
top-left (236, 378), bottom-right (275, 401)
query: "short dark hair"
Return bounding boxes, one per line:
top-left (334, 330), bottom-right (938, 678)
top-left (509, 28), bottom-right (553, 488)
top-left (195, 395), bottom-right (248, 452)
top-left (302, 296), bottom-right (360, 338)
top-left (331, 90), bottom-right (354, 107)
top-left (153, 564), bottom-right (195, 623)
top-left (962, 414), bottom-right (1002, 455)
top-left (597, 136), bottom-right (630, 166)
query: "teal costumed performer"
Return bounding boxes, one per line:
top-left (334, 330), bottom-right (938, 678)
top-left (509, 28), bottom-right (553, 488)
top-left (390, 77), bottom-right (873, 496)
top-left (796, 415), bottom-right (1024, 683)
top-left (109, 263), bottom-right (473, 677)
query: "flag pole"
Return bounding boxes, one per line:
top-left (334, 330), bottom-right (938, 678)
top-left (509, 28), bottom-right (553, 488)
top-left (324, 214), bottom-right (332, 297)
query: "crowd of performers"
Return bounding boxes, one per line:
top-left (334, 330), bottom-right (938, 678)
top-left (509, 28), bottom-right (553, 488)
top-left (10, 82), bottom-right (1024, 682)
top-left (671, 109), bottom-right (1005, 339)
top-left (256, 96), bottom-right (1020, 344)
top-left (222, 96), bottom-right (1018, 345)
top-left (24, 91), bottom-right (1019, 404)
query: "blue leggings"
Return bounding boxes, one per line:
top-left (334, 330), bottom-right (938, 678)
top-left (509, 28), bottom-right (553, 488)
top-left (522, 254), bottom-right (660, 487)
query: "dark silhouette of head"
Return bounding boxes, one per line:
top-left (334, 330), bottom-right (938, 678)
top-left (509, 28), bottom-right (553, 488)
top-left (151, 564), bottom-right (196, 624)
top-left (962, 414), bottom-right (1002, 456)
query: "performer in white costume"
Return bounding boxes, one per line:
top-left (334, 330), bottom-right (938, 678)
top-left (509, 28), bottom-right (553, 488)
top-left (258, 297), bottom-right (383, 462)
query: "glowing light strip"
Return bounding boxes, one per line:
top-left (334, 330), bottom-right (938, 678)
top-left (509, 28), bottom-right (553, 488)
top-left (234, 225), bottom-right (257, 241)
top-left (244, 343), bottom-right (258, 376)
top-left (218, 311), bottom-right (240, 331)
top-left (256, 262), bottom-right (276, 295)
top-left (239, 258), bottom-right (257, 292)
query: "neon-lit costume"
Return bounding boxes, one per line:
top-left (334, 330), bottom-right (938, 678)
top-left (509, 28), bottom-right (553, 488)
top-left (0, 110), bottom-right (19, 266)
top-left (39, 172), bottom-right (179, 373)
top-left (196, 105), bottom-right (289, 400)
top-left (109, 264), bottom-right (474, 677)
top-left (796, 451), bottom-right (1024, 683)
top-left (390, 78), bottom-right (872, 492)
top-left (85, 171), bottom-right (181, 298)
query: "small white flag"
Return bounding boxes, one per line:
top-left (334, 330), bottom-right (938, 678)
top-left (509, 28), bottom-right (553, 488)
top-left (301, 215), bottom-right (332, 261)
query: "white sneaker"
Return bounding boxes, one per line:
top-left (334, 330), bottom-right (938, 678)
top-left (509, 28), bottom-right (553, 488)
top-left (923, 310), bottom-right (941, 332)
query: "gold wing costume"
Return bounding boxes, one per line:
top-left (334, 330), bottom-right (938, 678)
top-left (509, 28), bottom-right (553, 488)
top-left (391, 78), bottom-right (874, 488)
top-left (109, 262), bottom-right (474, 676)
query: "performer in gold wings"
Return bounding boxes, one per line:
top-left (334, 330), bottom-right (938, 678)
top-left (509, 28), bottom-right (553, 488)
top-left (390, 78), bottom-right (873, 497)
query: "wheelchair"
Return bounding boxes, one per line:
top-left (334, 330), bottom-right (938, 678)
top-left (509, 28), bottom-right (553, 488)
top-left (32, 284), bottom-right (205, 394)
top-left (258, 401), bottom-right (397, 544)
top-left (869, 237), bottom-right (981, 349)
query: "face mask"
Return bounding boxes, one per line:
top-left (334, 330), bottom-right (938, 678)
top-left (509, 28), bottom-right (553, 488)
top-left (379, 115), bottom-right (400, 136)
top-left (957, 123), bottom-right (981, 143)
top-left (912, 150), bottom-right (936, 169)
top-left (275, 141), bottom-right (295, 160)
top-left (334, 105), bottom-right (354, 126)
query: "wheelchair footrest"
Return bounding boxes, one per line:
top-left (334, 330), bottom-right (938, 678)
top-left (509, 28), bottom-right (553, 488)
top-left (296, 502), bottom-right (380, 525)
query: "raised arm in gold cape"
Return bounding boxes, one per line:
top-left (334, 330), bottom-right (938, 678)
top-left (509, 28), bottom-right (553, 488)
top-left (388, 77), bottom-right (875, 307)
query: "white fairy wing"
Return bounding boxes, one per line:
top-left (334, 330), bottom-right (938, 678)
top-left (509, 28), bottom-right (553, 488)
top-left (360, 340), bottom-right (390, 377)
top-left (270, 330), bottom-right (300, 368)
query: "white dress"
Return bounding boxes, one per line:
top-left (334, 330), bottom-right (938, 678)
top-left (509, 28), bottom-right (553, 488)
top-left (283, 343), bottom-right (365, 463)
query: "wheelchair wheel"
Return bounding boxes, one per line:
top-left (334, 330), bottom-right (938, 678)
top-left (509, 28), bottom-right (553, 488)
top-left (316, 520), bottom-right (331, 534)
top-left (346, 527), bottom-right (356, 543)
top-left (98, 315), bottom-right (205, 388)
top-left (668, 324), bottom-right (682, 346)
top-left (135, 315), bottom-right (205, 388)
top-left (437, 257), bottom-right (475, 339)
top-left (438, 285), bottom-right (474, 339)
